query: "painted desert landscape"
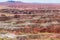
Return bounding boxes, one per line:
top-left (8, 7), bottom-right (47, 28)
top-left (0, 1), bottom-right (60, 40)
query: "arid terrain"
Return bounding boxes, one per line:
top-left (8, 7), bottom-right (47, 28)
top-left (0, 1), bottom-right (60, 40)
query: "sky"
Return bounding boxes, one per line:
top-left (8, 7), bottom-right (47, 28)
top-left (0, 0), bottom-right (60, 3)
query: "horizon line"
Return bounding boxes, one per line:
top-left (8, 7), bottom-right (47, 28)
top-left (0, 1), bottom-right (60, 4)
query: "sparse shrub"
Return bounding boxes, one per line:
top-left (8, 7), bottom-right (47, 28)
top-left (14, 14), bottom-right (20, 18)
top-left (0, 14), bottom-right (11, 21)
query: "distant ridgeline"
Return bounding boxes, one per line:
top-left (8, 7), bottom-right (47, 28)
top-left (0, 9), bottom-right (60, 14)
top-left (7, 0), bottom-right (15, 2)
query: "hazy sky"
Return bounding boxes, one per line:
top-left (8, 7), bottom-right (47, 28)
top-left (0, 0), bottom-right (60, 3)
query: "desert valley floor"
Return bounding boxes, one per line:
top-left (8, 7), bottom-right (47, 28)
top-left (0, 2), bottom-right (60, 40)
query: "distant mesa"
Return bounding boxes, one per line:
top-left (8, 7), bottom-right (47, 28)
top-left (7, 0), bottom-right (24, 3)
top-left (7, 0), bottom-right (17, 3)
top-left (7, 1), bottom-right (15, 2)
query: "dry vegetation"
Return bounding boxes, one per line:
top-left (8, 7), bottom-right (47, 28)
top-left (0, 5), bottom-right (60, 40)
